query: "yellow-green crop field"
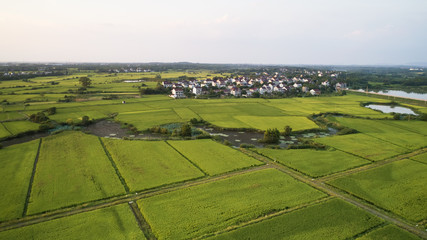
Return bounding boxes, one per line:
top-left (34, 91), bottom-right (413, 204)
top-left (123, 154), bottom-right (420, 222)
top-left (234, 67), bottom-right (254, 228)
top-left (138, 168), bottom-right (326, 239)
top-left (328, 160), bottom-right (427, 222)
top-left (167, 139), bottom-right (262, 175)
top-left (0, 72), bottom-right (426, 239)
top-left (0, 140), bottom-right (39, 221)
top-left (257, 148), bottom-right (370, 177)
top-left (102, 139), bottom-right (204, 191)
top-left (209, 199), bottom-right (384, 240)
top-left (27, 132), bottom-right (126, 214)
top-left (0, 204), bottom-right (145, 240)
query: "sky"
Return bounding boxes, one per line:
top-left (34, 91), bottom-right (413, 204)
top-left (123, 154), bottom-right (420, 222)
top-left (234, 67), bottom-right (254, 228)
top-left (0, 0), bottom-right (426, 65)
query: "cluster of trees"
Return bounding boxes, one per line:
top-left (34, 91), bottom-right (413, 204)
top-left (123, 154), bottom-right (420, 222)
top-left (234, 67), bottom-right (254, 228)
top-left (150, 123), bottom-right (193, 137)
top-left (29, 112), bottom-right (49, 123)
top-left (139, 84), bottom-right (170, 95)
top-left (261, 126), bottom-right (293, 144)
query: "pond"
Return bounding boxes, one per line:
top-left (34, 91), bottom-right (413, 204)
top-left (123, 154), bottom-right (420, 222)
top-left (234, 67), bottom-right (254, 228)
top-left (200, 127), bottom-right (337, 148)
top-left (357, 89), bottom-right (427, 101)
top-left (365, 104), bottom-right (417, 115)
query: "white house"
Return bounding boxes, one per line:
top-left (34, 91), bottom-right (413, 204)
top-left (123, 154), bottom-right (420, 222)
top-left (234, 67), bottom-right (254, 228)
top-left (192, 87), bottom-right (202, 96)
top-left (335, 82), bottom-right (347, 90)
top-left (293, 83), bottom-right (302, 88)
top-left (321, 81), bottom-right (330, 87)
top-left (310, 89), bottom-right (321, 96)
top-left (162, 81), bottom-right (173, 88)
top-left (230, 87), bottom-right (241, 97)
top-left (171, 88), bottom-right (185, 98)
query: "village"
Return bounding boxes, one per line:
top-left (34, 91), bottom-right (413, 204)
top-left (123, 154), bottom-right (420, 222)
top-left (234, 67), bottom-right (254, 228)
top-left (165, 73), bottom-right (347, 98)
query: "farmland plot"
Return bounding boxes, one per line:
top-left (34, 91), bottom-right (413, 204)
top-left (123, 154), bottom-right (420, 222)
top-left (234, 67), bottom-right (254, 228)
top-left (0, 204), bottom-right (145, 240)
top-left (0, 123), bottom-right (11, 139)
top-left (334, 118), bottom-right (427, 150)
top-left (27, 131), bottom-right (125, 214)
top-left (115, 109), bottom-right (182, 130)
top-left (138, 168), bottom-right (326, 239)
top-left (234, 116), bottom-right (319, 131)
top-left (356, 225), bottom-right (421, 240)
top-left (102, 139), bottom-right (204, 191)
top-left (329, 160), bottom-right (427, 222)
top-left (168, 139), bottom-right (262, 175)
top-left (210, 199), bottom-right (383, 240)
top-left (2, 121), bottom-right (39, 135)
top-left (257, 148), bottom-right (370, 177)
top-left (314, 134), bottom-right (409, 161)
top-left (411, 152), bottom-right (427, 164)
top-left (0, 140), bottom-right (39, 221)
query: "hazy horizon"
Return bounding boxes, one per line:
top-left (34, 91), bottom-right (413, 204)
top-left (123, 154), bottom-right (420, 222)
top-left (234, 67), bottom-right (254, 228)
top-left (1, 0), bottom-right (426, 65)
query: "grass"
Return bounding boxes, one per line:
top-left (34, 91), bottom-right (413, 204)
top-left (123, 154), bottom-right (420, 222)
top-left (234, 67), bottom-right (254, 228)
top-left (138, 168), bottom-right (326, 239)
top-left (0, 140), bottom-right (39, 221)
top-left (2, 121), bottom-right (40, 135)
top-left (257, 148), bottom-right (370, 177)
top-left (357, 224), bottom-right (421, 240)
top-left (167, 139), bottom-right (262, 175)
top-left (209, 198), bottom-right (383, 240)
top-left (0, 204), bottom-right (145, 240)
top-left (102, 139), bottom-right (204, 191)
top-left (314, 134), bottom-right (409, 161)
top-left (328, 159), bottom-right (427, 222)
top-left (27, 131), bottom-right (126, 214)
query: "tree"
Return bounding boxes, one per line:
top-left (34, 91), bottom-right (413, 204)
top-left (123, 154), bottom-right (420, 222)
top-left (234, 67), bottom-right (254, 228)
top-left (262, 128), bottom-right (280, 144)
top-left (79, 77), bottom-right (92, 88)
top-left (283, 125), bottom-right (292, 136)
top-left (181, 123), bottom-right (192, 137)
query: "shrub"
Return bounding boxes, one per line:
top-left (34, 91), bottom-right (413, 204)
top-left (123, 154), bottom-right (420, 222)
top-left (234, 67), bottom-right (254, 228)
top-left (180, 124), bottom-right (192, 137)
top-left (81, 116), bottom-right (91, 126)
top-left (240, 143), bottom-right (255, 148)
top-left (46, 107), bottom-right (56, 115)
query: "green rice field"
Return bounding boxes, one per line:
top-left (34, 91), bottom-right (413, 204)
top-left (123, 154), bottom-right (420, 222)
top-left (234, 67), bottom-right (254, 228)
top-left (257, 148), bottom-right (370, 177)
top-left (411, 152), bottom-right (427, 164)
top-left (0, 140), bottom-right (39, 221)
top-left (2, 121), bottom-right (40, 135)
top-left (102, 139), bottom-right (204, 191)
top-left (334, 118), bottom-right (427, 150)
top-left (0, 204), bottom-right (145, 240)
top-left (138, 168), bottom-right (326, 239)
top-left (27, 131), bottom-right (126, 214)
top-left (167, 139), bottom-right (262, 175)
top-left (314, 134), bottom-right (409, 161)
top-left (356, 225), bottom-right (421, 240)
top-left (1, 70), bottom-right (427, 239)
top-left (210, 198), bottom-right (383, 240)
top-left (328, 159), bottom-right (427, 222)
